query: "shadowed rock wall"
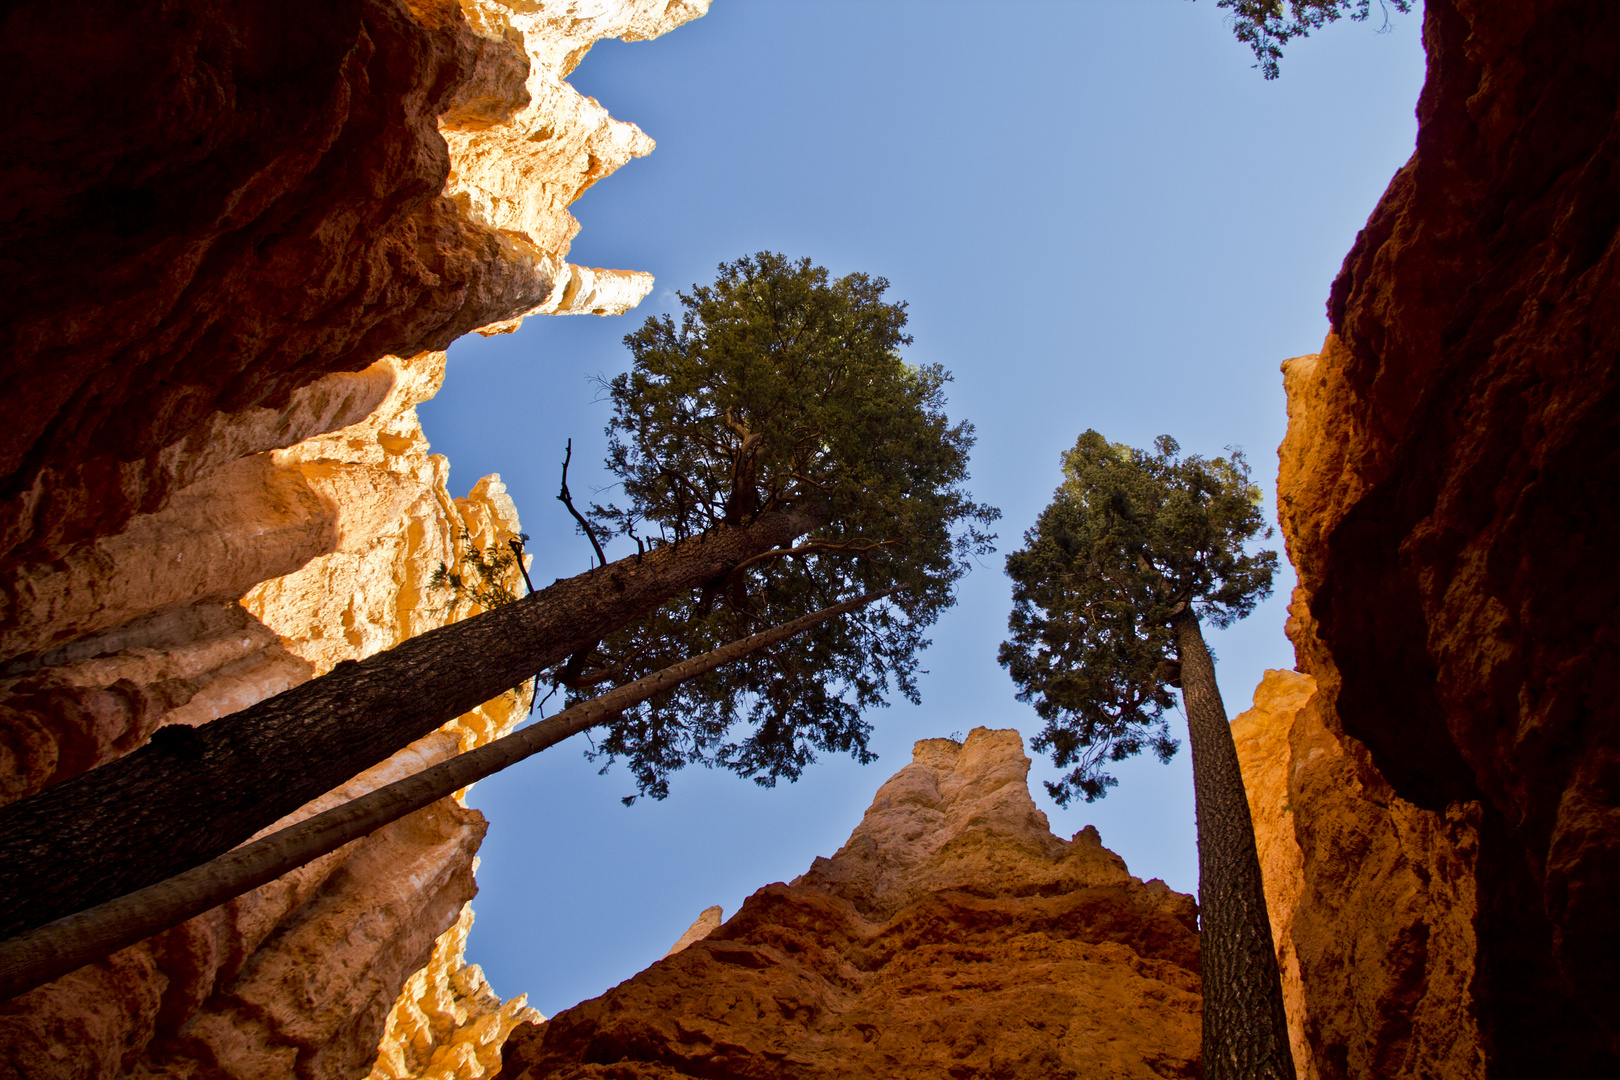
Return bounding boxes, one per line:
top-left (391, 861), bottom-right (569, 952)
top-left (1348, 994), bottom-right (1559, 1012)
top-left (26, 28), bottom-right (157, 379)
top-left (1274, 0), bottom-right (1620, 1072)
top-left (0, 0), bottom-right (686, 573)
top-left (0, 2), bottom-right (707, 1076)
top-left (1235, 670), bottom-right (1484, 1080)
top-left (500, 728), bottom-right (1204, 1080)
top-left (0, 349), bottom-right (533, 1079)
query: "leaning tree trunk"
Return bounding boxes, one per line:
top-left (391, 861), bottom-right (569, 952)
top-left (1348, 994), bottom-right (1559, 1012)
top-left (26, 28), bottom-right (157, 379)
top-left (1173, 608), bottom-right (1296, 1080)
top-left (0, 504), bottom-right (828, 941)
top-left (0, 589), bottom-right (895, 1002)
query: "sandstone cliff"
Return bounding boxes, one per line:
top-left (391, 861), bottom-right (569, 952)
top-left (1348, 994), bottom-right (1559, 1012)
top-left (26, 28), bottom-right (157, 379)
top-left (1234, 670), bottom-right (1483, 1080)
top-left (500, 728), bottom-right (1204, 1080)
top-left (0, 2), bottom-right (706, 1077)
top-left (371, 906), bottom-right (544, 1080)
top-left (1269, 0), bottom-right (1620, 1071)
top-left (0, 349), bottom-right (535, 1079)
top-left (0, 0), bottom-right (696, 571)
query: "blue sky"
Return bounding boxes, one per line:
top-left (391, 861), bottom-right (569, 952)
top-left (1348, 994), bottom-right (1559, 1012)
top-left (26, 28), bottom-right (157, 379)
top-left (419, 0), bottom-right (1426, 1015)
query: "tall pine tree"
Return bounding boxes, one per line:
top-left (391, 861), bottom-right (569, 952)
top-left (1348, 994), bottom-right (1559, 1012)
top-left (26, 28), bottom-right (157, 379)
top-left (0, 254), bottom-right (996, 942)
top-left (999, 430), bottom-right (1290, 1080)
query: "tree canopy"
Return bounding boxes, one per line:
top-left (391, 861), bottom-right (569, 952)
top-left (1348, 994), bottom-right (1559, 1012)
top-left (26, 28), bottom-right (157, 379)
top-left (999, 431), bottom-right (1276, 804)
top-left (1214, 0), bottom-right (1414, 79)
top-left (574, 252), bottom-right (999, 801)
top-left (0, 253), bottom-right (995, 940)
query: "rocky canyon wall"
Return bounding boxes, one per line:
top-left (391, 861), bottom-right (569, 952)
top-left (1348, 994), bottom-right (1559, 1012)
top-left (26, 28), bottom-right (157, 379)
top-left (499, 728), bottom-right (1205, 1080)
top-left (1267, 0), bottom-right (1620, 1073)
top-left (1234, 671), bottom-right (1484, 1080)
top-left (0, 2), bottom-right (707, 1077)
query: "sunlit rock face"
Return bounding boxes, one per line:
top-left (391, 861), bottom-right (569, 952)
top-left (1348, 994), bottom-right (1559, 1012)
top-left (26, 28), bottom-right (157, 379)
top-left (0, 348), bottom-right (533, 1079)
top-left (0, 1), bottom-right (705, 1076)
top-left (1274, 0), bottom-right (1620, 1071)
top-left (1234, 670), bottom-right (1484, 1080)
top-left (0, 0), bottom-right (684, 570)
top-left (499, 728), bottom-right (1204, 1080)
top-left (370, 906), bottom-right (544, 1080)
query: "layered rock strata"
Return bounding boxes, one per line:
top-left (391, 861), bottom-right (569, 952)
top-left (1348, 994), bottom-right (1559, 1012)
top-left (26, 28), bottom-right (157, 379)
top-left (0, 349), bottom-right (533, 1078)
top-left (1275, 0), bottom-right (1620, 1071)
top-left (0, 2), bottom-right (706, 1076)
top-left (500, 728), bottom-right (1204, 1080)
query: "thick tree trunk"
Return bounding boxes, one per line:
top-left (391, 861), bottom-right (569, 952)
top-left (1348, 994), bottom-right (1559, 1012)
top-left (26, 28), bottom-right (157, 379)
top-left (0, 588), bottom-right (893, 1002)
top-left (1173, 609), bottom-right (1295, 1080)
top-left (0, 505), bottom-right (827, 940)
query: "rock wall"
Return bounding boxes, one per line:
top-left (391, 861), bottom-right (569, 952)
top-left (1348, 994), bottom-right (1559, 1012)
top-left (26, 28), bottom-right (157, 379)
top-left (0, 349), bottom-right (532, 1079)
top-left (370, 906), bottom-right (544, 1080)
top-left (0, 2), bottom-right (707, 1077)
top-left (499, 728), bottom-right (1204, 1080)
top-left (0, 0), bottom-right (695, 571)
top-left (1273, 0), bottom-right (1620, 1071)
top-left (1234, 670), bottom-right (1484, 1080)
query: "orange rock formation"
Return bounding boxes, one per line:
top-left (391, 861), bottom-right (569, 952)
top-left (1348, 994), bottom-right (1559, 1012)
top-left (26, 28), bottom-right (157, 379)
top-left (1266, 0), bottom-right (1620, 1072)
top-left (0, 3), bottom-right (707, 1077)
top-left (500, 728), bottom-right (1204, 1080)
top-left (1233, 670), bottom-right (1483, 1080)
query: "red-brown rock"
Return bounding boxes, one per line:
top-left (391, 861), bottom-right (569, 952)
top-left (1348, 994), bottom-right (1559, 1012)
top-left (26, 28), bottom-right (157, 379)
top-left (1234, 671), bottom-right (1485, 1080)
top-left (0, 0), bottom-right (543, 569)
top-left (1277, 0), bottom-right (1620, 1070)
top-left (499, 728), bottom-right (1203, 1080)
top-left (0, 2), bottom-right (705, 1073)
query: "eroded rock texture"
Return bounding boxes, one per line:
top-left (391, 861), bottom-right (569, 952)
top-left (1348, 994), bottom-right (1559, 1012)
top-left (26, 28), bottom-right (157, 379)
top-left (1276, 0), bottom-right (1620, 1071)
top-left (0, 0), bottom-right (690, 576)
top-left (500, 728), bottom-right (1204, 1080)
top-left (1234, 670), bottom-right (1484, 1080)
top-left (371, 906), bottom-right (544, 1080)
top-left (0, 2), bottom-right (706, 1076)
top-left (0, 348), bottom-right (534, 1079)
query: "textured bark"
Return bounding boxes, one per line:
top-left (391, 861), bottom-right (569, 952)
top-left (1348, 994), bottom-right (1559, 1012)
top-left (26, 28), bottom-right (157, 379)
top-left (0, 589), bottom-right (887, 1002)
top-left (0, 505), bottom-right (825, 941)
top-left (1175, 611), bottom-right (1295, 1080)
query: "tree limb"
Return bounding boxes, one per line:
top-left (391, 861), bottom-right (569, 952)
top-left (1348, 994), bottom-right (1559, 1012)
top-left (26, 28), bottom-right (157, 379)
top-left (0, 587), bottom-right (904, 1003)
top-left (731, 537), bottom-right (899, 573)
top-left (558, 439), bottom-right (608, 568)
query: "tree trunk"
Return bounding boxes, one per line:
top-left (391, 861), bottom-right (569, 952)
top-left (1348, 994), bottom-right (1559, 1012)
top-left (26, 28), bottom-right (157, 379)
top-left (0, 588), bottom-right (894, 1002)
top-left (1173, 608), bottom-right (1295, 1080)
top-left (0, 505), bottom-right (828, 940)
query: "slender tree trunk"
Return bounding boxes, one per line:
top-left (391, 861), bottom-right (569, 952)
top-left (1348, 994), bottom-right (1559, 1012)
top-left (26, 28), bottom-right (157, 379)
top-left (0, 505), bottom-right (828, 940)
top-left (0, 588), bottom-right (894, 1002)
top-left (1173, 609), bottom-right (1295, 1080)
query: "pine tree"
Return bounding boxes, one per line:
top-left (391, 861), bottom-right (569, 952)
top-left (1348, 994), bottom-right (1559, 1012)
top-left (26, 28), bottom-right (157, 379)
top-left (1212, 0), bottom-right (1414, 79)
top-left (0, 253), bottom-right (996, 943)
top-left (999, 430), bottom-right (1291, 1080)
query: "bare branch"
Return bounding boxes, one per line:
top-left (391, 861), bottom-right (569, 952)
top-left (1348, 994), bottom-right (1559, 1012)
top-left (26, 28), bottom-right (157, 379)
top-left (559, 439), bottom-right (609, 569)
top-left (731, 537), bottom-right (900, 574)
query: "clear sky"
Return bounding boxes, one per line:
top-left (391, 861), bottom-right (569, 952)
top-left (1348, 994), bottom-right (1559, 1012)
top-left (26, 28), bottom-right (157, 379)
top-left (419, 0), bottom-right (1427, 1016)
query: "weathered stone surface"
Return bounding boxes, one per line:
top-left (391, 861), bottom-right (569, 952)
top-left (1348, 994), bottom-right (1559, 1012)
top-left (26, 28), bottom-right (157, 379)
top-left (500, 728), bottom-right (1203, 1080)
top-left (0, 0), bottom-right (686, 571)
top-left (0, 350), bottom-right (530, 1079)
top-left (371, 907), bottom-right (544, 1080)
top-left (1, 2), bottom-right (703, 1076)
top-left (661, 907), bottom-right (722, 959)
top-left (1234, 670), bottom-right (1484, 1080)
top-left (1275, 0), bottom-right (1620, 1071)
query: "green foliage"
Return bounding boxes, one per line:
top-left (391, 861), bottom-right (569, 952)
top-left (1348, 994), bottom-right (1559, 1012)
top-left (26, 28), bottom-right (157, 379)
top-left (999, 432), bottom-right (1277, 805)
top-left (1211, 0), bottom-right (1413, 79)
top-left (429, 531), bottom-right (527, 615)
top-left (583, 252), bottom-right (999, 802)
